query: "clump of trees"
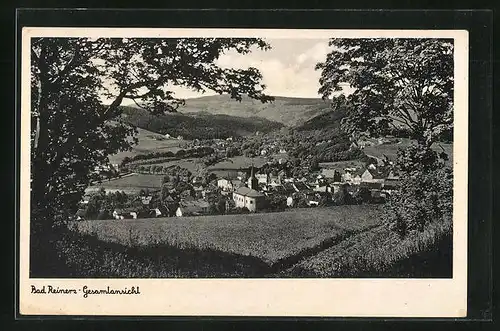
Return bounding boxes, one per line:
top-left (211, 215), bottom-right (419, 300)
top-left (31, 37), bottom-right (273, 230)
top-left (317, 38), bottom-right (454, 237)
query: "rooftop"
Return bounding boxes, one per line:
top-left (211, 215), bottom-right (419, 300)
top-left (234, 186), bottom-right (265, 198)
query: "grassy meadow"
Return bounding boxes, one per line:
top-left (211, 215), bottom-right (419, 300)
top-left (152, 158), bottom-right (202, 174)
top-left (86, 173), bottom-right (164, 194)
top-left (108, 127), bottom-right (187, 165)
top-left (69, 205), bottom-right (384, 266)
top-left (208, 155), bottom-right (268, 170)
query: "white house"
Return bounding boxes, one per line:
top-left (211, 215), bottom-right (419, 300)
top-left (361, 169), bottom-right (385, 183)
top-left (152, 208), bottom-right (162, 217)
top-left (255, 173), bottom-right (269, 184)
top-left (176, 200), bottom-right (210, 217)
top-left (217, 178), bottom-right (233, 191)
top-left (232, 187), bottom-right (266, 212)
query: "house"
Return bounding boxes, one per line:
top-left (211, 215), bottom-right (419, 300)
top-left (260, 149), bottom-right (268, 156)
top-left (305, 193), bottom-right (321, 206)
top-left (268, 175), bottom-right (281, 186)
top-left (177, 135), bottom-right (184, 140)
top-left (112, 208), bottom-right (138, 220)
top-left (321, 168), bottom-right (336, 179)
top-left (286, 196), bottom-right (295, 207)
top-left (79, 195), bottom-right (91, 206)
top-left (255, 173), bottom-right (269, 184)
top-left (140, 195), bottom-right (152, 205)
top-left (313, 184), bottom-right (333, 193)
top-left (193, 185), bottom-right (205, 198)
top-left (192, 176), bottom-right (204, 185)
top-left (176, 200), bottom-right (210, 217)
top-left (232, 187), bottom-right (266, 212)
top-left (236, 171), bottom-right (248, 181)
top-left (201, 189), bottom-right (212, 199)
top-left (151, 208), bottom-right (163, 217)
top-left (383, 170), bottom-right (401, 191)
top-left (361, 169), bottom-right (387, 184)
top-left (343, 168), bottom-right (363, 185)
top-left (217, 178), bottom-right (233, 191)
top-left (232, 179), bottom-right (244, 189)
top-left (292, 182), bottom-right (311, 193)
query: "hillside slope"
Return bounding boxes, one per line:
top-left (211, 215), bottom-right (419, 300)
top-left (176, 94), bottom-right (333, 127)
top-left (119, 105), bottom-right (284, 139)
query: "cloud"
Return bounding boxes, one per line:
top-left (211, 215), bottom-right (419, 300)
top-left (295, 42), bottom-right (330, 65)
top-left (214, 43), bottom-right (330, 98)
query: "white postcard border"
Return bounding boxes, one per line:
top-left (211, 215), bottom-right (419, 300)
top-left (19, 28), bottom-right (468, 317)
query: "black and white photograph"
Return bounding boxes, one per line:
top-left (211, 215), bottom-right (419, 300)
top-left (19, 27), bottom-right (469, 317)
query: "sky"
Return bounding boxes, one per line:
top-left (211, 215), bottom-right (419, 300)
top-left (179, 38), bottom-right (330, 99)
top-left (119, 38), bottom-right (334, 103)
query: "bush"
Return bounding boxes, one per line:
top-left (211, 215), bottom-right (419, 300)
top-left (97, 209), bottom-right (111, 220)
top-left (385, 167), bottom-right (452, 237)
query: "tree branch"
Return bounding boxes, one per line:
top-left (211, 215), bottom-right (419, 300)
top-left (50, 46), bottom-right (80, 84)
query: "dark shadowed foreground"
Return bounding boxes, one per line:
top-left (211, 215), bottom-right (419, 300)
top-left (30, 206), bottom-right (452, 278)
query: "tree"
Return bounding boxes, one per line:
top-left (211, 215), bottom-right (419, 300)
top-left (316, 38), bottom-right (453, 148)
top-left (31, 37), bottom-right (274, 227)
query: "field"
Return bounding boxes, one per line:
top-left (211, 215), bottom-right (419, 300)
top-left (70, 205), bottom-right (384, 266)
top-left (86, 173), bottom-right (164, 194)
top-left (152, 158), bottom-right (203, 174)
top-left (108, 128), bottom-right (187, 165)
top-left (208, 155), bottom-right (268, 171)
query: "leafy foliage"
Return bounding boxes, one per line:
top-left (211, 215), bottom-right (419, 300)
top-left (317, 38), bottom-right (454, 146)
top-left (385, 167), bottom-right (453, 237)
top-left (31, 37), bottom-right (273, 225)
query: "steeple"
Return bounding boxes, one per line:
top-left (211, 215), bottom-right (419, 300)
top-left (247, 160), bottom-right (258, 190)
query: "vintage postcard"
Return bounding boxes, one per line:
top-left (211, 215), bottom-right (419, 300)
top-left (19, 27), bottom-right (468, 317)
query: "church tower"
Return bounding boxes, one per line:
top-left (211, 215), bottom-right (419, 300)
top-left (247, 165), bottom-right (258, 190)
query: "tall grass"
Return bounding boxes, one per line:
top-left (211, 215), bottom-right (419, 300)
top-left (284, 215), bottom-right (452, 278)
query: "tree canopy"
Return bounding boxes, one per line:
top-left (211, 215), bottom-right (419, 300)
top-left (30, 37), bottom-right (273, 224)
top-left (316, 38), bottom-right (454, 147)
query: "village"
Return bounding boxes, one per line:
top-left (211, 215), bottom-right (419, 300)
top-left (75, 134), bottom-right (401, 221)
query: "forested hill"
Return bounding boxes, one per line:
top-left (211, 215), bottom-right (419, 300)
top-left (118, 105), bottom-right (284, 140)
top-left (175, 94), bottom-right (333, 127)
top-left (294, 107), bottom-right (346, 132)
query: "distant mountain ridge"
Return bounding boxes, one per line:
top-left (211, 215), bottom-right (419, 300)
top-left (171, 94), bottom-right (333, 127)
